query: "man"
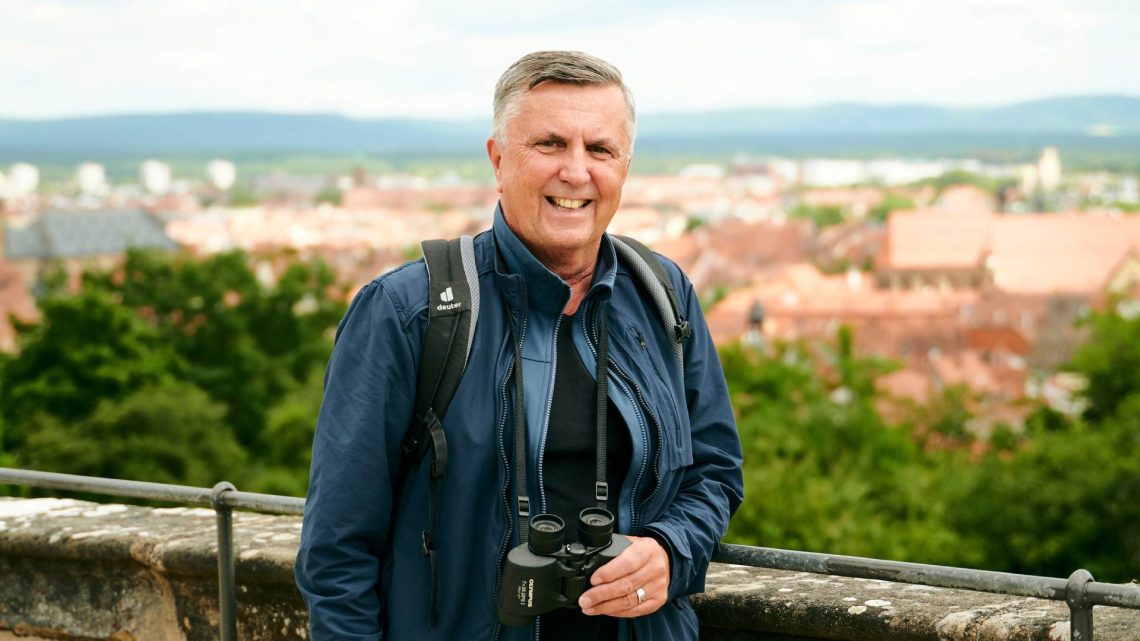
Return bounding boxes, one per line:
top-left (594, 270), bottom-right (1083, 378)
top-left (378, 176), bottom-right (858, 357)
top-left (296, 51), bottom-right (743, 641)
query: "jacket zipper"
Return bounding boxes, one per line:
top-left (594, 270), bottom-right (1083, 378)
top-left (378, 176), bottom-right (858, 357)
top-left (491, 351), bottom-right (515, 641)
top-left (494, 288), bottom-right (528, 641)
top-left (536, 313), bottom-right (563, 519)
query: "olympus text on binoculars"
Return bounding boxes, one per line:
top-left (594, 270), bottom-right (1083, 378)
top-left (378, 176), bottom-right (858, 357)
top-left (496, 507), bottom-right (631, 626)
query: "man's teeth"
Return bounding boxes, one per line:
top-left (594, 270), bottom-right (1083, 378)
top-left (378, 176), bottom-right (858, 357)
top-left (550, 197), bottom-right (588, 209)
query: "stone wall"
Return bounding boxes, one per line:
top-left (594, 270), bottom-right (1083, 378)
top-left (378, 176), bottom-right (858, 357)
top-left (1, 498), bottom-right (1138, 641)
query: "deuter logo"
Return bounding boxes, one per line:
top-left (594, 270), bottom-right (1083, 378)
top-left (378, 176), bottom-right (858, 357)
top-left (435, 286), bottom-right (462, 312)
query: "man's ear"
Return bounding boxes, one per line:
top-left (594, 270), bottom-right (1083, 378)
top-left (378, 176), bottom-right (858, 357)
top-left (486, 137), bottom-right (504, 193)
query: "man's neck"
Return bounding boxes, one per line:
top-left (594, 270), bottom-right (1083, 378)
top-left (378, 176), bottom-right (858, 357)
top-left (535, 250), bottom-right (595, 316)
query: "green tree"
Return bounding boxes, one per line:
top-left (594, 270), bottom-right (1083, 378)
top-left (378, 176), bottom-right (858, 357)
top-left (789, 203), bottom-right (844, 228)
top-left (869, 193), bottom-right (916, 222)
top-left (1067, 309), bottom-right (1140, 423)
top-left (0, 289), bottom-right (178, 451)
top-left (82, 249), bottom-right (344, 447)
top-left (245, 368), bottom-right (325, 496)
top-left (943, 308), bottom-right (1140, 581)
top-left (721, 337), bottom-right (969, 565)
top-left (949, 400), bottom-right (1140, 582)
top-left (18, 383), bottom-right (248, 487)
top-left (315, 187), bottom-right (343, 206)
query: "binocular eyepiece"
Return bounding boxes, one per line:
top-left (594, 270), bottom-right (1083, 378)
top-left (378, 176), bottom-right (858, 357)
top-left (496, 508), bottom-right (631, 627)
top-left (526, 507), bottom-right (615, 554)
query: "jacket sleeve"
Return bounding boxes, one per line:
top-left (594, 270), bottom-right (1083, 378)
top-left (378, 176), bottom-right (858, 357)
top-left (643, 266), bottom-right (744, 600)
top-left (295, 278), bottom-right (421, 641)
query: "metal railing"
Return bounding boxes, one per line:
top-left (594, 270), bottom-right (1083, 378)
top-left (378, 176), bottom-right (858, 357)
top-left (3, 466), bottom-right (1139, 641)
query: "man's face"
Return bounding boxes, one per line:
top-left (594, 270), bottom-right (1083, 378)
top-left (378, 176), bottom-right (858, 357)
top-left (487, 82), bottom-right (632, 265)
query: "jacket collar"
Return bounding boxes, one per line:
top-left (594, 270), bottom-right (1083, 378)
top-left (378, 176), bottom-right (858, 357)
top-left (493, 203), bottom-right (616, 316)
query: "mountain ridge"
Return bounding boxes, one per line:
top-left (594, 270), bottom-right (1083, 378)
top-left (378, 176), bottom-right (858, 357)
top-left (1, 95), bottom-right (1137, 157)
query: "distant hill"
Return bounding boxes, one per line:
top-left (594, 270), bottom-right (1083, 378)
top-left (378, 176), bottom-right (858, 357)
top-left (638, 95), bottom-right (1140, 137)
top-left (0, 95), bottom-right (1137, 162)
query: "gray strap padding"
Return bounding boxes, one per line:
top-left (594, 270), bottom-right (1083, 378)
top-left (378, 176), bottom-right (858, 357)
top-left (611, 237), bottom-right (685, 369)
top-left (459, 235), bottom-right (479, 366)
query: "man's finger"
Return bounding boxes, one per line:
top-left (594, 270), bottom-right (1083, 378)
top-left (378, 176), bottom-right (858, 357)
top-left (589, 536), bottom-right (654, 585)
top-left (578, 536), bottom-right (670, 617)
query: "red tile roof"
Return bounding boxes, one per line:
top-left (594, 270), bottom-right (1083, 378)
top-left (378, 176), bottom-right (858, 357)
top-left (881, 208), bottom-right (993, 270)
top-left (990, 213), bottom-right (1140, 294)
top-left (882, 209), bottom-right (1140, 295)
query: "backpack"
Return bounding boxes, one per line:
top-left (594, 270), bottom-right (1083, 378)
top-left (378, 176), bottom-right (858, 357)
top-left (396, 233), bottom-right (691, 625)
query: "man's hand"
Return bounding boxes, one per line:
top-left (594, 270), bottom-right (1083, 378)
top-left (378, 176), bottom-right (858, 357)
top-left (578, 535), bottom-right (670, 617)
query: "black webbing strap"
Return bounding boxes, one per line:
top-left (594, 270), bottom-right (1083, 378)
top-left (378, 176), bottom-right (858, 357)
top-left (503, 296), bottom-right (531, 545)
top-left (397, 236), bottom-right (475, 627)
top-left (594, 302), bottom-right (610, 509)
top-left (613, 235), bottom-right (692, 346)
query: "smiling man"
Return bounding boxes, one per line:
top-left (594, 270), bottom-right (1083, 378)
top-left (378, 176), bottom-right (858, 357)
top-left (296, 51), bottom-right (743, 641)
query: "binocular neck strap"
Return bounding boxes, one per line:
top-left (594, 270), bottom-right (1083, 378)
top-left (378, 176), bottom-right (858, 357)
top-left (504, 296), bottom-right (531, 545)
top-left (593, 301), bottom-right (610, 510)
top-left (506, 298), bottom-right (613, 543)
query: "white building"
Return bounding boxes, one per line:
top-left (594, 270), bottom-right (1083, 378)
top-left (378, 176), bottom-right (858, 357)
top-left (1019, 164), bottom-right (1039, 194)
top-left (140, 159), bottom-right (173, 195)
top-left (76, 162), bottom-right (109, 197)
top-left (865, 159), bottom-right (946, 186)
top-left (800, 159), bottom-right (866, 187)
top-left (206, 159), bottom-right (237, 191)
top-left (7, 163), bottom-right (40, 197)
top-left (678, 163), bottom-right (726, 180)
top-left (767, 158), bottom-right (800, 185)
top-left (1121, 176), bottom-right (1139, 204)
top-left (1037, 147), bottom-right (1062, 193)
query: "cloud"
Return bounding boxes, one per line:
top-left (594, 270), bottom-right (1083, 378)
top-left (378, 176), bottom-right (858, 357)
top-left (0, 0), bottom-right (1136, 118)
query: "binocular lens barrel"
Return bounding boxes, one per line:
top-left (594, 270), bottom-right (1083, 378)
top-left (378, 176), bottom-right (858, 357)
top-left (527, 514), bottom-right (566, 555)
top-left (577, 508), bottom-right (614, 548)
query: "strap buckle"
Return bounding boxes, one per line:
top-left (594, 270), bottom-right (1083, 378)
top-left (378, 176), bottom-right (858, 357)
top-left (595, 482), bottom-right (609, 503)
top-left (518, 496), bottom-right (530, 520)
top-left (673, 319), bottom-right (692, 342)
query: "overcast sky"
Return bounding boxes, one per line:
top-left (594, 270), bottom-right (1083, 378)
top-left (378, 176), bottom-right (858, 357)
top-left (3, 0), bottom-right (1138, 120)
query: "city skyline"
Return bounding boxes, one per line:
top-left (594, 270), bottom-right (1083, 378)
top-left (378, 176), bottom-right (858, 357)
top-left (3, 0), bottom-right (1139, 120)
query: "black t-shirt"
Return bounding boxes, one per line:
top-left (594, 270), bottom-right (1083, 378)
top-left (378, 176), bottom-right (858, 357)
top-left (540, 316), bottom-right (631, 641)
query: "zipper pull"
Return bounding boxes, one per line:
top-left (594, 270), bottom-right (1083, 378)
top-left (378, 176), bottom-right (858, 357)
top-left (638, 330), bottom-right (647, 350)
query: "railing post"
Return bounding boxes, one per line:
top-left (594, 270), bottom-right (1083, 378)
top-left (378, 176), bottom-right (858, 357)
top-left (1067, 568), bottom-right (1094, 641)
top-left (212, 481), bottom-right (238, 641)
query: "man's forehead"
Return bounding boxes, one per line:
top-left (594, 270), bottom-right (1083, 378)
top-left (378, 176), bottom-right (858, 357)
top-left (509, 83), bottom-right (629, 135)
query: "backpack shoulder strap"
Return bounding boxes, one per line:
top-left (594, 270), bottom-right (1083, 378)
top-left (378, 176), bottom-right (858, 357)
top-left (395, 234), bottom-right (478, 627)
top-left (611, 235), bottom-right (690, 370)
top-left (414, 235), bottom-right (479, 428)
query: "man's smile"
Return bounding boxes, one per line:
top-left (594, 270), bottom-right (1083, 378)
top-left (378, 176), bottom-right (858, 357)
top-left (546, 196), bottom-right (592, 210)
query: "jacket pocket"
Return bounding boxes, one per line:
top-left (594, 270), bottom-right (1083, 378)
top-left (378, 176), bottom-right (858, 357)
top-left (624, 326), bottom-right (692, 472)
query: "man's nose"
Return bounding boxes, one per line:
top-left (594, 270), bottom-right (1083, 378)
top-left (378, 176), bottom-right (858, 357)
top-left (558, 146), bottom-right (590, 186)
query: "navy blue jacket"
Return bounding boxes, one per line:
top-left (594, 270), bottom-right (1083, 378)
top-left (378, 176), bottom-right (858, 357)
top-left (296, 208), bottom-right (744, 640)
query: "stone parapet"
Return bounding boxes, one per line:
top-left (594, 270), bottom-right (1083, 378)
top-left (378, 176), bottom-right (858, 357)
top-left (1, 498), bottom-right (1137, 640)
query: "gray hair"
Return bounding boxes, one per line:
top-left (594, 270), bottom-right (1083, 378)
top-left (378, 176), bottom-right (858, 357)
top-left (491, 51), bottom-right (637, 153)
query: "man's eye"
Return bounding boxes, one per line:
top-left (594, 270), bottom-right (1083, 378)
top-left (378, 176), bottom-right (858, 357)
top-left (589, 146), bottom-right (611, 156)
top-left (537, 140), bottom-right (561, 148)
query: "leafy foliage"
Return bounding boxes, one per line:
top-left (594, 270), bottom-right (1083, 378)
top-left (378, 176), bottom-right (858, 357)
top-left (1067, 309), bottom-right (1140, 423)
top-left (950, 405), bottom-right (1140, 582)
top-left (19, 383), bottom-right (247, 488)
top-left (788, 203), bottom-right (844, 228)
top-left (1, 289), bottom-right (178, 450)
top-left (80, 250), bottom-right (344, 447)
top-left (722, 340), bottom-right (969, 565)
top-left (0, 249), bottom-right (345, 495)
top-left (868, 193), bottom-right (916, 222)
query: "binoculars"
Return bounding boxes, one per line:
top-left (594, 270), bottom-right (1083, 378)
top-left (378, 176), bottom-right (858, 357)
top-left (496, 507), bottom-right (631, 627)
